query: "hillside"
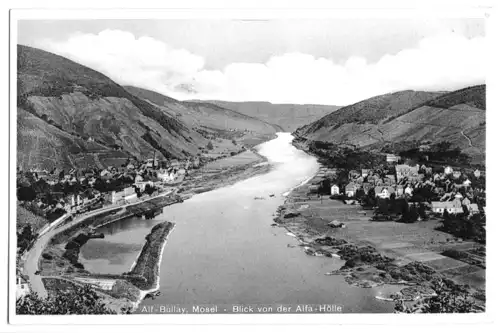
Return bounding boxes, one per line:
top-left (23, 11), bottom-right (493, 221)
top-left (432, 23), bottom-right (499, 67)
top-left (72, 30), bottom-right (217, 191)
top-left (295, 85), bottom-right (485, 163)
top-left (189, 100), bottom-right (341, 131)
top-left (124, 86), bottom-right (281, 133)
top-left (17, 45), bottom-right (278, 170)
top-left (297, 90), bottom-right (443, 137)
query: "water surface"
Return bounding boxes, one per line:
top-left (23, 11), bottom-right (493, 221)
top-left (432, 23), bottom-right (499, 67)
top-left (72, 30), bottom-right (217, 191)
top-left (81, 133), bottom-right (396, 313)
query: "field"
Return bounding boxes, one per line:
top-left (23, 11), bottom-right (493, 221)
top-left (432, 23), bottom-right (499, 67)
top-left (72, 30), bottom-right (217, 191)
top-left (16, 204), bottom-right (49, 233)
top-left (202, 150), bottom-right (263, 170)
top-left (277, 180), bottom-right (485, 291)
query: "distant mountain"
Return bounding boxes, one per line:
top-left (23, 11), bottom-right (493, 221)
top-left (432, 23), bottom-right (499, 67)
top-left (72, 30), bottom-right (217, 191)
top-left (124, 86), bottom-right (281, 133)
top-left (16, 45), bottom-right (278, 170)
top-left (295, 85), bottom-right (485, 163)
top-left (188, 100), bottom-right (341, 131)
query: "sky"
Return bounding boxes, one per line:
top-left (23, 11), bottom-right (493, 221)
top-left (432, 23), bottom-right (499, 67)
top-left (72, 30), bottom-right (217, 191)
top-left (18, 19), bottom-right (486, 105)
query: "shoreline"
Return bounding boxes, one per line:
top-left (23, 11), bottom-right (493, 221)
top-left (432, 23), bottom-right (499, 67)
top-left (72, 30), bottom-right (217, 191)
top-left (134, 224), bottom-right (174, 309)
top-left (34, 137), bottom-right (277, 313)
top-left (272, 139), bottom-right (485, 311)
top-left (126, 222), bottom-right (175, 311)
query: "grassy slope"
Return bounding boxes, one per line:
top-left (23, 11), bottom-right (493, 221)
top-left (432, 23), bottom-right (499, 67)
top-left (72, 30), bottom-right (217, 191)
top-left (17, 45), bottom-right (206, 169)
top-left (16, 203), bottom-right (50, 233)
top-left (124, 86), bottom-right (280, 133)
top-left (190, 100), bottom-right (341, 131)
top-left (378, 85), bottom-right (486, 160)
top-left (298, 90), bottom-right (443, 137)
top-left (295, 85), bottom-right (485, 161)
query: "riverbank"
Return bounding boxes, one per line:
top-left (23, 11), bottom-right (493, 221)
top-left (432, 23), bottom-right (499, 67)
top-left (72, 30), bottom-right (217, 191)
top-left (127, 222), bottom-right (174, 290)
top-left (30, 141), bottom-right (276, 313)
top-left (273, 166), bottom-right (485, 312)
top-left (177, 147), bottom-right (272, 198)
top-left (39, 195), bottom-right (182, 276)
top-left (41, 222), bottom-right (175, 313)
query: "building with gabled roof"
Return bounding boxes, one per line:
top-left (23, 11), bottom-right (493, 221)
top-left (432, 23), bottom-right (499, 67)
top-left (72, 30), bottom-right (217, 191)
top-left (431, 199), bottom-right (463, 214)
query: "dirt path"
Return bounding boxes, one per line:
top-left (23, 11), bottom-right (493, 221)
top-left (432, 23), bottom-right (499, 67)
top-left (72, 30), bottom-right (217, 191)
top-left (461, 130), bottom-right (474, 147)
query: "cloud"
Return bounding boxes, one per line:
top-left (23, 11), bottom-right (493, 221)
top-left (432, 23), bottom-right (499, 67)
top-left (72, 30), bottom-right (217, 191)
top-left (39, 29), bottom-right (485, 105)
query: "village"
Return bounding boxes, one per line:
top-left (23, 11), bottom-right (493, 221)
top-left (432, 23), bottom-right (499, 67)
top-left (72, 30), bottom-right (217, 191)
top-left (16, 154), bottom-right (200, 221)
top-left (307, 153), bottom-right (486, 222)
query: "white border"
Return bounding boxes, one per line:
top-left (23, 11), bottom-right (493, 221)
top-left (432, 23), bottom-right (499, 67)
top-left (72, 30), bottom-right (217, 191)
top-left (5, 1), bottom-right (499, 329)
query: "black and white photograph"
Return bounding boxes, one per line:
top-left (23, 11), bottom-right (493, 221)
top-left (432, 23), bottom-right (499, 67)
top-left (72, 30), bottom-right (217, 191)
top-left (5, 2), bottom-right (497, 328)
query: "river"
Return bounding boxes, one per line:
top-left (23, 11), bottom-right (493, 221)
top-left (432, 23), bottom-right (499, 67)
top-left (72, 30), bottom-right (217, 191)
top-left (80, 133), bottom-right (396, 313)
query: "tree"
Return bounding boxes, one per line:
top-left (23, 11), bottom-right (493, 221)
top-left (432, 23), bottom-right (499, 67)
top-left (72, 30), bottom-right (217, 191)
top-left (376, 198), bottom-right (389, 216)
top-left (16, 284), bottom-right (116, 314)
top-left (17, 186), bottom-right (36, 201)
top-left (206, 141), bottom-right (214, 150)
top-left (462, 204), bottom-right (470, 217)
top-left (418, 202), bottom-right (428, 220)
top-left (395, 280), bottom-right (476, 313)
top-left (408, 205), bottom-right (419, 222)
top-left (355, 188), bottom-right (365, 200)
top-left (400, 198), bottom-right (408, 216)
top-left (144, 184), bottom-right (156, 196)
top-left (17, 225), bottom-right (35, 252)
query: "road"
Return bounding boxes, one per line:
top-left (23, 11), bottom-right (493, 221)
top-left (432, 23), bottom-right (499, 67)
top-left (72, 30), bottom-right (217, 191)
top-left (23, 190), bottom-right (172, 298)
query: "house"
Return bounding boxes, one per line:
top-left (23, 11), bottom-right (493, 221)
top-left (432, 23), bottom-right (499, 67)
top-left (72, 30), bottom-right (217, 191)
top-left (361, 169), bottom-right (371, 178)
top-left (124, 192), bottom-right (137, 202)
top-left (469, 204), bottom-right (480, 214)
top-left (135, 181), bottom-right (154, 191)
top-left (111, 187), bottom-right (136, 204)
top-left (419, 144), bottom-right (431, 152)
top-left (463, 179), bottom-right (472, 187)
top-left (444, 166), bottom-right (454, 175)
top-left (355, 176), bottom-right (365, 184)
top-left (192, 157), bottom-right (200, 169)
top-left (396, 185), bottom-right (405, 197)
top-left (308, 184), bottom-right (320, 194)
top-left (16, 276), bottom-right (30, 300)
top-left (88, 177), bottom-right (97, 186)
top-left (395, 164), bottom-right (419, 182)
top-left (462, 197), bottom-right (471, 208)
top-left (425, 166), bottom-right (433, 175)
top-left (434, 187), bottom-right (445, 195)
top-left (474, 169), bottom-right (481, 178)
top-left (330, 184), bottom-right (340, 196)
top-left (453, 171), bottom-right (462, 179)
top-left (327, 168), bottom-right (338, 176)
top-left (349, 170), bottom-right (361, 180)
top-left (404, 186), bottom-right (413, 196)
top-left (169, 159), bottom-right (182, 168)
top-left (375, 186), bottom-right (394, 199)
top-left (345, 183), bottom-right (357, 197)
top-left (362, 182), bottom-right (372, 195)
top-left (100, 169), bottom-right (110, 177)
top-left (386, 154), bottom-right (400, 163)
top-left (431, 201), bottom-right (463, 214)
top-left (385, 175), bottom-right (396, 184)
top-left (157, 172), bottom-right (174, 183)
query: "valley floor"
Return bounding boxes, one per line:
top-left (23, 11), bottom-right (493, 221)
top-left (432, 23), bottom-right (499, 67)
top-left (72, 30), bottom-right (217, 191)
top-left (21, 146), bottom-right (274, 313)
top-left (273, 173), bottom-right (485, 310)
